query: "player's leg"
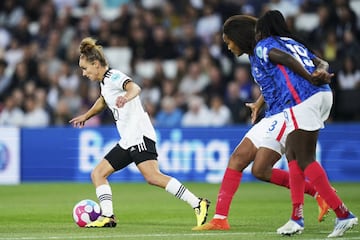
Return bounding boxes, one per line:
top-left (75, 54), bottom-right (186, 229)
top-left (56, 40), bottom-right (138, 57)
top-left (86, 144), bottom-right (132, 228)
top-left (85, 159), bottom-right (117, 227)
top-left (137, 159), bottom-right (210, 227)
top-left (193, 137), bottom-right (257, 230)
top-left (292, 130), bottom-right (358, 237)
top-left (252, 147), bottom-right (328, 221)
top-left (278, 129), bottom-right (318, 235)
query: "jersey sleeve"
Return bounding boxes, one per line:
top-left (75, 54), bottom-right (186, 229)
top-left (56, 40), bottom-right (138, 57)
top-left (255, 38), bottom-right (282, 64)
top-left (109, 70), bottom-right (132, 91)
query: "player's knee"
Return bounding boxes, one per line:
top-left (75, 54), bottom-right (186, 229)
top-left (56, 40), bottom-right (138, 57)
top-left (90, 168), bottom-right (107, 184)
top-left (251, 164), bottom-right (272, 181)
top-left (251, 166), bottom-right (265, 181)
top-left (229, 151), bottom-right (252, 171)
top-left (144, 175), bottom-right (159, 186)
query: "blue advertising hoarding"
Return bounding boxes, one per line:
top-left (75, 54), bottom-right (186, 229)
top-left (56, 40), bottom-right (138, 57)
top-left (20, 124), bottom-right (360, 183)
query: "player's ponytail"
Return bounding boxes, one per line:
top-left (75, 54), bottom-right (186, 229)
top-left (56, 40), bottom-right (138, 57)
top-left (79, 37), bottom-right (108, 66)
top-left (256, 10), bottom-right (313, 53)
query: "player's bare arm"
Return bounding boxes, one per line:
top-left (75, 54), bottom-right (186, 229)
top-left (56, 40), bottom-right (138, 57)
top-left (115, 80), bottom-right (141, 108)
top-left (312, 56), bottom-right (334, 85)
top-left (245, 94), bottom-right (265, 124)
top-left (70, 96), bottom-right (106, 128)
top-left (268, 48), bottom-right (333, 86)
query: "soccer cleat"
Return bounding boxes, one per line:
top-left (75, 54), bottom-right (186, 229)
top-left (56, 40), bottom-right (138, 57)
top-left (194, 198), bottom-right (211, 227)
top-left (192, 218), bottom-right (230, 230)
top-left (85, 215), bottom-right (117, 228)
top-left (277, 218), bottom-right (304, 236)
top-left (316, 194), bottom-right (330, 222)
top-left (327, 212), bottom-right (358, 238)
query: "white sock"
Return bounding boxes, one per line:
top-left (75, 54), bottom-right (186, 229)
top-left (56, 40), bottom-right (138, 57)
top-left (214, 214), bottom-right (227, 219)
top-left (165, 177), bottom-right (200, 208)
top-left (96, 184), bottom-right (113, 217)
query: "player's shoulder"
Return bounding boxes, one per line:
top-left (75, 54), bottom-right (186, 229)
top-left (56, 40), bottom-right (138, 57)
top-left (254, 37), bottom-right (281, 60)
top-left (104, 68), bottom-right (130, 82)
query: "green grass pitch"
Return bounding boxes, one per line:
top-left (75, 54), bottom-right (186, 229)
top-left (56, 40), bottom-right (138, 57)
top-left (0, 182), bottom-right (359, 240)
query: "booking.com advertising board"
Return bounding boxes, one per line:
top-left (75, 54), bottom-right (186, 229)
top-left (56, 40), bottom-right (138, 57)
top-left (1, 124), bottom-right (360, 184)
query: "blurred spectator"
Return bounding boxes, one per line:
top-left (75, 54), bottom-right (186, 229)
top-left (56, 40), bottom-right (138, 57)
top-left (232, 64), bottom-right (254, 102)
top-left (264, 0), bottom-right (300, 19)
top-left (22, 94), bottom-right (50, 127)
top-left (338, 29), bottom-right (360, 67)
top-left (208, 94), bottom-right (231, 126)
top-left (0, 93), bottom-right (24, 126)
top-left (337, 55), bottom-right (360, 90)
top-left (4, 38), bottom-right (24, 68)
top-left (328, 0), bottom-right (358, 41)
top-left (321, 30), bottom-right (339, 69)
top-left (195, 4), bottom-right (222, 45)
top-left (225, 81), bottom-right (249, 124)
top-left (0, 59), bottom-right (11, 101)
top-left (175, 22), bottom-right (202, 61)
top-left (52, 97), bottom-right (73, 126)
top-left (143, 101), bottom-right (157, 126)
top-left (0, 0), bottom-right (24, 28)
top-left (146, 25), bottom-right (178, 60)
top-left (203, 64), bottom-right (226, 104)
top-left (9, 60), bottom-right (29, 91)
top-left (58, 62), bottom-right (80, 92)
top-left (155, 96), bottom-right (183, 127)
top-left (178, 61), bottom-right (209, 101)
top-left (307, 4), bottom-right (332, 51)
top-left (181, 95), bottom-right (210, 127)
top-left (139, 77), bottom-right (161, 106)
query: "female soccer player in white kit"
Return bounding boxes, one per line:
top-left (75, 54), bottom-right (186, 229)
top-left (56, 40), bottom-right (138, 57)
top-left (70, 37), bottom-right (210, 228)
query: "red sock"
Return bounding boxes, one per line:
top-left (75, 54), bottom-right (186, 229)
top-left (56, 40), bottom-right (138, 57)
top-left (270, 168), bottom-right (290, 188)
top-left (304, 161), bottom-right (349, 218)
top-left (288, 160), bottom-right (305, 220)
top-left (215, 168), bottom-right (242, 217)
top-left (270, 168), bottom-right (316, 197)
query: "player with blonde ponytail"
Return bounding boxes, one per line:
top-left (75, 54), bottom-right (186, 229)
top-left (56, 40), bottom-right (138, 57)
top-left (70, 37), bottom-right (210, 228)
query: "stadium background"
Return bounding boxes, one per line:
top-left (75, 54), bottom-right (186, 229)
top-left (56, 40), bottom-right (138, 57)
top-left (0, 0), bottom-right (360, 184)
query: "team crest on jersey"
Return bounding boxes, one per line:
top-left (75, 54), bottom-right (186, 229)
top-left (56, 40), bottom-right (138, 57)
top-left (256, 46), bottom-right (263, 59)
top-left (110, 73), bottom-right (121, 81)
top-left (253, 66), bottom-right (262, 78)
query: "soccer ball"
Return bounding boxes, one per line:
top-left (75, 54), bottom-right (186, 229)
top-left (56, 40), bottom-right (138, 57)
top-left (73, 199), bottom-right (101, 227)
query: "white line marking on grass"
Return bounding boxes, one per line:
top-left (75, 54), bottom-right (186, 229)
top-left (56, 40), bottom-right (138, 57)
top-left (0, 232), bottom-right (359, 240)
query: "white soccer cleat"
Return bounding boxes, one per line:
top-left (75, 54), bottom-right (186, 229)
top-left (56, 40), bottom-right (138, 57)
top-left (327, 212), bottom-right (358, 238)
top-left (277, 218), bottom-right (304, 236)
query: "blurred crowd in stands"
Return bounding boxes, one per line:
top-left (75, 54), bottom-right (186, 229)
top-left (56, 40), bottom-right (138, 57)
top-left (0, 0), bottom-right (359, 128)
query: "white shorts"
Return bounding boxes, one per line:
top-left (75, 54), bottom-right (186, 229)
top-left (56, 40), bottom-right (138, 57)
top-left (283, 91), bottom-right (333, 134)
top-left (244, 116), bottom-right (285, 155)
top-left (262, 91), bottom-right (333, 147)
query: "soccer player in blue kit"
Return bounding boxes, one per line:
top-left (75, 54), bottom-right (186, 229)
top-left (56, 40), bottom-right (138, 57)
top-left (194, 15), bottom-right (331, 231)
top-left (70, 37), bottom-right (210, 228)
top-left (252, 10), bottom-right (358, 237)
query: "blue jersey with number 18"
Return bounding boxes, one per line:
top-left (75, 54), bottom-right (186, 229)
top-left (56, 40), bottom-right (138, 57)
top-left (249, 36), bottom-right (331, 117)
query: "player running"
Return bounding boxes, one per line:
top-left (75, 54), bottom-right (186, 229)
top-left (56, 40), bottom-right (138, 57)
top-left (193, 15), bottom-right (330, 231)
top-left (70, 37), bottom-right (210, 228)
top-left (254, 10), bottom-right (357, 237)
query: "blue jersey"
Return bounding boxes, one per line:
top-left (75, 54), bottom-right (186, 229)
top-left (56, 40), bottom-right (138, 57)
top-left (249, 36), bottom-right (331, 116)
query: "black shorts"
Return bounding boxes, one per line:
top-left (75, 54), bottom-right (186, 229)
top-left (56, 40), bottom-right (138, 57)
top-left (104, 136), bottom-right (158, 171)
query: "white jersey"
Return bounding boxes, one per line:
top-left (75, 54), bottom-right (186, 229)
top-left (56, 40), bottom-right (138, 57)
top-left (100, 69), bottom-right (156, 149)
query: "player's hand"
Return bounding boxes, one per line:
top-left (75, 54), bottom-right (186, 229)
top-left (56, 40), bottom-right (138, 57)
top-left (245, 102), bottom-right (259, 124)
top-left (69, 114), bottom-right (87, 128)
top-left (310, 69), bottom-right (334, 86)
top-left (116, 96), bottom-right (128, 108)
